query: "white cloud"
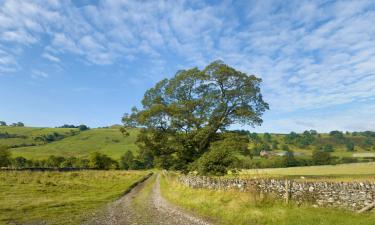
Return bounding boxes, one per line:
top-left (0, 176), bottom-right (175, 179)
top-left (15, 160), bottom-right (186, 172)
top-left (42, 52), bottom-right (60, 62)
top-left (0, 0), bottom-right (374, 127)
top-left (31, 69), bottom-right (49, 79)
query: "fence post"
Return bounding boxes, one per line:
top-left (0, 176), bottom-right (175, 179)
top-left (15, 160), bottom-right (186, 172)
top-left (285, 179), bottom-right (291, 204)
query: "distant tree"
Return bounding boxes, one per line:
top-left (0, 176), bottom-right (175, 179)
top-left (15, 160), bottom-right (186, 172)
top-left (282, 150), bottom-right (297, 167)
top-left (10, 122), bottom-right (24, 127)
top-left (263, 133), bottom-right (272, 143)
top-left (363, 137), bottom-right (373, 150)
top-left (12, 156), bottom-right (28, 168)
top-left (248, 132), bottom-right (260, 142)
top-left (0, 145), bottom-right (12, 167)
top-left (324, 144), bottom-right (333, 152)
top-left (89, 152), bottom-right (117, 169)
top-left (312, 150), bottom-right (331, 165)
top-left (281, 144), bottom-right (290, 151)
top-left (272, 140), bottom-right (279, 150)
top-left (58, 124), bottom-right (77, 128)
top-left (78, 125), bottom-right (89, 131)
top-left (0, 121), bottom-right (6, 126)
top-left (120, 150), bottom-right (135, 170)
top-left (46, 155), bottom-right (66, 168)
top-left (346, 142), bottom-right (355, 151)
top-left (61, 157), bottom-right (79, 168)
top-left (329, 130), bottom-right (345, 143)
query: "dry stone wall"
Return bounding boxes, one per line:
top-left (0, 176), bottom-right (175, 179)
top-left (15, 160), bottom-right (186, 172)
top-left (178, 175), bottom-right (375, 211)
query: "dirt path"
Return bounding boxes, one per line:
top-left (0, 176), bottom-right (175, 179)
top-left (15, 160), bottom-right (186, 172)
top-left (84, 174), bottom-right (214, 225)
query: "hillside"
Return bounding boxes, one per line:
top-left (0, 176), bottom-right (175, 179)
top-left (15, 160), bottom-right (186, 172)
top-left (1, 127), bottom-right (139, 160)
top-left (0, 126), bottom-right (78, 148)
top-left (2, 126), bottom-right (374, 164)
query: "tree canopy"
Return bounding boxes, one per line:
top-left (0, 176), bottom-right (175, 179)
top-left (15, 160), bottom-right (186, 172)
top-left (122, 61), bottom-right (268, 171)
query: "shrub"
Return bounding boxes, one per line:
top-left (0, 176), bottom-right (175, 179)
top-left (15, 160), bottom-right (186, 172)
top-left (312, 150), bottom-right (331, 165)
top-left (89, 152), bottom-right (118, 170)
top-left (0, 145), bottom-right (11, 167)
top-left (120, 150), bottom-right (134, 170)
top-left (194, 142), bottom-right (237, 176)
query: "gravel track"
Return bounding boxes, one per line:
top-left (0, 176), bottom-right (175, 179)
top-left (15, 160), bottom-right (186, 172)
top-left (84, 174), bottom-right (214, 225)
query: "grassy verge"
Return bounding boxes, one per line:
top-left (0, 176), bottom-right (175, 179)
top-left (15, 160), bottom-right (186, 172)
top-left (0, 170), bottom-right (148, 224)
top-left (160, 173), bottom-right (375, 225)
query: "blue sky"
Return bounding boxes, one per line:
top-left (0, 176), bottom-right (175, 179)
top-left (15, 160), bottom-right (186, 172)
top-left (0, 0), bottom-right (375, 133)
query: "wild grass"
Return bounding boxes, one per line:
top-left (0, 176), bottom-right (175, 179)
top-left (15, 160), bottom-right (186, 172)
top-left (0, 170), bottom-right (148, 224)
top-left (237, 162), bottom-right (375, 181)
top-left (11, 128), bottom-right (139, 160)
top-left (160, 173), bottom-right (375, 225)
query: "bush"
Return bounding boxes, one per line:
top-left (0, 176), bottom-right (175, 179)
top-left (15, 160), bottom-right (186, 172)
top-left (89, 152), bottom-right (118, 170)
top-left (120, 150), bottom-right (134, 170)
top-left (78, 125), bottom-right (90, 131)
top-left (312, 150), bottom-right (332, 165)
top-left (194, 144), bottom-right (237, 176)
top-left (0, 146), bottom-right (12, 167)
top-left (12, 156), bottom-right (28, 168)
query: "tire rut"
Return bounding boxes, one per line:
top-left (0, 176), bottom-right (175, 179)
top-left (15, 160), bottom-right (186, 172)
top-left (84, 174), bottom-right (214, 225)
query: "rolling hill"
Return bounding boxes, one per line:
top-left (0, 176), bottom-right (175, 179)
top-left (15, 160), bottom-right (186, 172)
top-left (1, 126), bottom-right (139, 160)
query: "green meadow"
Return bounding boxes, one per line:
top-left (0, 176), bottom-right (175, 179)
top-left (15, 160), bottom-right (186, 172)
top-left (0, 170), bottom-right (148, 224)
top-left (2, 127), bottom-right (139, 160)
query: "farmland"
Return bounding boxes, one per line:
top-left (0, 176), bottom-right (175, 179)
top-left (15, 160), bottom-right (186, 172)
top-left (0, 170), bottom-right (148, 224)
top-left (0, 127), bottom-right (139, 160)
top-left (238, 162), bottom-right (375, 180)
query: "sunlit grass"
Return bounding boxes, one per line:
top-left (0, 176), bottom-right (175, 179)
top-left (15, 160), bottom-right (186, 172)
top-left (160, 173), bottom-right (375, 225)
top-left (0, 170), bottom-right (148, 224)
top-left (237, 162), bottom-right (375, 181)
top-left (11, 128), bottom-right (139, 160)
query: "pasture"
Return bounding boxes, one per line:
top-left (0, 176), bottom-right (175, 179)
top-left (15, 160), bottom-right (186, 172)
top-left (238, 162), bottom-right (375, 180)
top-left (9, 128), bottom-right (139, 160)
top-left (0, 170), bottom-right (148, 224)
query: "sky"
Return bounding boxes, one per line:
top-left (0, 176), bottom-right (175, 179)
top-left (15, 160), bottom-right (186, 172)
top-left (0, 0), bottom-right (375, 133)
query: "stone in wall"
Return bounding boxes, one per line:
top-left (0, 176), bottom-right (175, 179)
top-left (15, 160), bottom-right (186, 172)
top-left (178, 175), bottom-right (375, 211)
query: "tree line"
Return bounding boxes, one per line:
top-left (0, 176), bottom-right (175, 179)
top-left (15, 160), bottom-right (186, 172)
top-left (0, 121), bottom-right (24, 127)
top-left (0, 145), bottom-right (145, 170)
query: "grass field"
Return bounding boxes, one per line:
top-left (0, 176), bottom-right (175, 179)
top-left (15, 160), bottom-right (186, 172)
top-left (0, 126), bottom-right (78, 147)
top-left (238, 162), bottom-right (375, 180)
top-left (160, 173), bottom-right (375, 225)
top-left (0, 170), bottom-right (148, 224)
top-left (10, 128), bottom-right (139, 160)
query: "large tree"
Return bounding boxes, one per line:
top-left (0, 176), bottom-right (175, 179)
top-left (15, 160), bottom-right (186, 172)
top-left (122, 61), bottom-right (268, 170)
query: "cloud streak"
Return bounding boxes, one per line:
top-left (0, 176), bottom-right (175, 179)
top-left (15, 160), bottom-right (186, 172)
top-left (0, 0), bottom-right (374, 130)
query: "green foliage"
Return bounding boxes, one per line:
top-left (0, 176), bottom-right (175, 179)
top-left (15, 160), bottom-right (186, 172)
top-left (10, 122), bottom-right (24, 127)
top-left (281, 144), bottom-right (290, 151)
top-left (194, 142), bottom-right (237, 176)
top-left (345, 141), bottom-right (355, 151)
top-left (78, 124), bottom-right (90, 131)
top-left (122, 61), bottom-right (268, 170)
top-left (12, 156), bottom-right (29, 168)
top-left (312, 150), bottom-right (332, 165)
top-left (89, 152), bottom-right (118, 170)
top-left (120, 150), bottom-right (134, 170)
top-left (281, 150), bottom-right (297, 167)
top-left (0, 121), bottom-right (6, 126)
top-left (0, 145), bottom-right (11, 167)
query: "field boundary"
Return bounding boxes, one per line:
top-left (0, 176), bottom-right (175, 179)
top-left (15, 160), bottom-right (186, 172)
top-left (178, 175), bottom-right (375, 211)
